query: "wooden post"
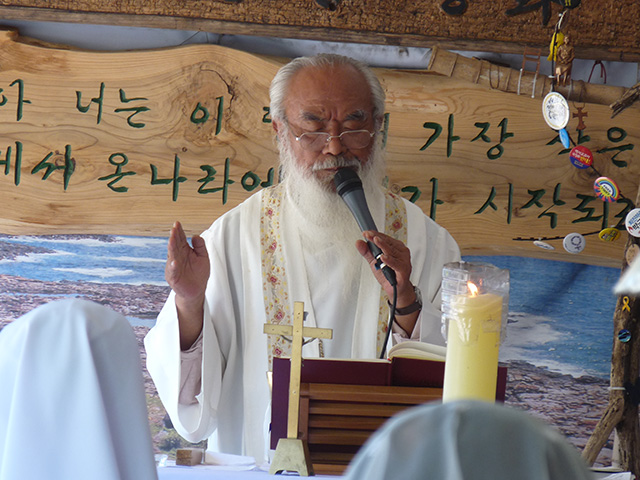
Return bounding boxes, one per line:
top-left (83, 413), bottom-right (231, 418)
top-left (264, 301), bottom-right (333, 476)
top-left (583, 188), bottom-right (640, 476)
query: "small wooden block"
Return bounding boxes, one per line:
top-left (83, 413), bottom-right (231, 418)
top-left (175, 448), bottom-right (205, 466)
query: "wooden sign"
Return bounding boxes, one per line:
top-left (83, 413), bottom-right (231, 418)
top-left (0, 28), bottom-right (280, 236)
top-left (1, 28), bottom-right (639, 267)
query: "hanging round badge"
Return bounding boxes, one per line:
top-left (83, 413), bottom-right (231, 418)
top-left (569, 145), bottom-right (593, 169)
top-left (563, 232), bottom-right (585, 254)
top-left (625, 208), bottom-right (640, 237)
top-left (542, 92), bottom-right (570, 130)
top-left (599, 227), bottom-right (621, 243)
top-left (618, 329), bottom-right (631, 343)
top-left (534, 240), bottom-right (555, 250)
top-left (593, 177), bottom-right (620, 202)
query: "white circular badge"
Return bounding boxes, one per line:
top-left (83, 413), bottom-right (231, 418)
top-left (563, 232), bottom-right (585, 254)
top-left (625, 208), bottom-right (640, 237)
top-left (534, 240), bottom-right (555, 250)
top-left (542, 92), bottom-right (570, 130)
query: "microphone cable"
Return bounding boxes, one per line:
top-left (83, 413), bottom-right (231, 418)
top-left (379, 283), bottom-right (398, 359)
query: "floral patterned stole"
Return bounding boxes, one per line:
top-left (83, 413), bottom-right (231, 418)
top-left (261, 183), bottom-right (408, 369)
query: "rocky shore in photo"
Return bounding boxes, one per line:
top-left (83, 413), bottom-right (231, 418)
top-left (503, 360), bottom-right (612, 466)
top-left (0, 239), bottom-right (56, 260)
top-left (0, 274), bottom-right (614, 466)
top-left (0, 274), bottom-right (170, 328)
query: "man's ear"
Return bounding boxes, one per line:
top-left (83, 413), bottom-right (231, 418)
top-left (373, 114), bottom-right (384, 132)
top-left (272, 119), bottom-right (282, 135)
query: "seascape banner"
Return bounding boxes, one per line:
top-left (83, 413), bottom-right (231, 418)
top-left (0, 234), bottom-right (619, 465)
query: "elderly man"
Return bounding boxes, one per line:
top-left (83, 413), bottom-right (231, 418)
top-left (144, 53), bottom-right (460, 464)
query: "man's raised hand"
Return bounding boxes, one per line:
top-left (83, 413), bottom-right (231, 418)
top-left (165, 221), bottom-right (210, 349)
top-left (165, 221), bottom-right (210, 300)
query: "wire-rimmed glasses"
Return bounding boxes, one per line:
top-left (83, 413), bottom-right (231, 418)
top-left (293, 129), bottom-right (375, 151)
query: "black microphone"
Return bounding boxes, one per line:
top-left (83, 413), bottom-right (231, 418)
top-left (334, 168), bottom-right (397, 286)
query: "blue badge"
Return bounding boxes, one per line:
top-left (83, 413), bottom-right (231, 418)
top-left (559, 128), bottom-right (571, 148)
top-left (618, 329), bottom-right (631, 343)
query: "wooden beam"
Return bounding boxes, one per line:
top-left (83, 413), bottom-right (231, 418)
top-left (0, 1), bottom-right (638, 62)
top-left (426, 47), bottom-right (640, 113)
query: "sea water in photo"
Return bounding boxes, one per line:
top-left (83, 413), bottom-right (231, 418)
top-left (0, 234), bottom-right (169, 327)
top-left (0, 235), bottom-right (168, 285)
top-left (0, 235), bottom-right (620, 380)
top-left (466, 255), bottom-right (619, 380)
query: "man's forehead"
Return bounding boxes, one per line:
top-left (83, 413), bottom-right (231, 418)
top-left (285, 64), bottom-right (374, 121)
top-left (296, 106), bottom-right (370, 122)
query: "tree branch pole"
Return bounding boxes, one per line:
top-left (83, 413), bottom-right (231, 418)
top-left (582, 184), bottom-right (640, 475)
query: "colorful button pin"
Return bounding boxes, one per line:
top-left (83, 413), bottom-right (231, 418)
top-left (593, 177), bottom-right (620, 202)
top-left (618, 329), bottom-right (631, 343)
top-left (599, 227), bottom-right (621, 242)
top-left (569, 145), bottom-right (593, 169)
top-left (625, 208), bottom-right (640, 238)
top-left (563, 232), bottom-right (585, 254)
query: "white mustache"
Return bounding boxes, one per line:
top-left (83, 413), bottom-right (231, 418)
top-left (311, 156), bottom-right (361, 172)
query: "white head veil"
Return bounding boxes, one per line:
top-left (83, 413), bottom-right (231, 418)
top-left (0, 299), bottom-right (158, 480)
top-left (344, 400), bottom-right (594, 480)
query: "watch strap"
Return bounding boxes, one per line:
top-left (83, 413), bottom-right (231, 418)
top-left (391, 286), bottom-right (422, 316)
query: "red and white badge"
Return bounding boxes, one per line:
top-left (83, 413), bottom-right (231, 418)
top-left (569, 146), bottom-right (593, 169)
top-left (625, 208), bottom-right (640, 238)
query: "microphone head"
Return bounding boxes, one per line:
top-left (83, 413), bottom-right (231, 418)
top-left (333, 168), bottom-right (362, 197)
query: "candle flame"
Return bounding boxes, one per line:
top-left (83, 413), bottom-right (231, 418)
top-left (467, 281), bottom-right (479, 297)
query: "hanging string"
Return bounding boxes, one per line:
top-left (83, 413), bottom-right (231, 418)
top-left (549, 9), bottom-right (569, 92)
top-left (588, 60), bottom-right (607, 84)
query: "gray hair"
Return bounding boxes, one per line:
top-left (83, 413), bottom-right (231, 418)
top-left (269, 53), bottom-right (386, 128)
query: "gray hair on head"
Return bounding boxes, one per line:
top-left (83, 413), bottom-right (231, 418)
top-left (269, 53), bottom-right (385, 128)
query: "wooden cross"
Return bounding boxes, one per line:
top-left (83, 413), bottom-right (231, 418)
top-left (264, 301), bottom-right (333, 476)
top-left (573, 106), bottom-right (588, 130)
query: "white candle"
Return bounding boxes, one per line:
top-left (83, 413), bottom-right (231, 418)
top-left (442, 282), bottom-right (502, 402)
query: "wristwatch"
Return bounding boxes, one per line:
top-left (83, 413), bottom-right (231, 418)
top-left (394, 285), bottom-right (423, 316)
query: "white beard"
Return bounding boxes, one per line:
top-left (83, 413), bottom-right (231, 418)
top-left (278, 134), bottom-right (387, 275)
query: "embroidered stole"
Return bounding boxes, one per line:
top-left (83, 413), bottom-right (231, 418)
top-left (261, 183), bottom-right (408, 369)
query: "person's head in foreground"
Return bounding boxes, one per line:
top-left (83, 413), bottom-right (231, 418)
top-left (0, 299), bottom-right (157, 480)
top-left (344, 400), bottom-right (594, 480)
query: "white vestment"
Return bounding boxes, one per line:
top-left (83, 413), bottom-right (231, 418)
top-left (0, 299), bottom-right (158, 480)
top-left (145, 185), bottom-right (460, 464)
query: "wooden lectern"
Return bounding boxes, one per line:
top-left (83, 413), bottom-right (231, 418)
top-left (271, 356), bottom-right (508, 475)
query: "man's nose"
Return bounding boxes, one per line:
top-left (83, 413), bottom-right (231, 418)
top-left (322, 133), bottom-right (347, 156)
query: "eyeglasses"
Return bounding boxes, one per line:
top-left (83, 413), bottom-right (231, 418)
top-left (292, 129), bottom-right (375, 152)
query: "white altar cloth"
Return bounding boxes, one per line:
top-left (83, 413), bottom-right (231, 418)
top-left (157, 465), bottom-right (340, 479)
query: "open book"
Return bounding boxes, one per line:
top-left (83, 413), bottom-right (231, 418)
top-left (387, 341), bottom-right (446, 361)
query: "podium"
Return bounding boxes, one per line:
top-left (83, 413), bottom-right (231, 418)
top-left (271, 356), bottom-right (508, 475)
